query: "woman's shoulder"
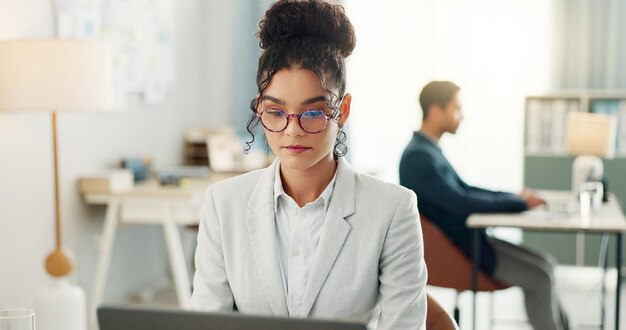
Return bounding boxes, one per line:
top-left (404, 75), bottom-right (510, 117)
top-left (207, 167), bottom-right (267, 198)
top-left (353, 170), bottom-right (416, 201)
top-left (349, 170), bottom-right (418, 228)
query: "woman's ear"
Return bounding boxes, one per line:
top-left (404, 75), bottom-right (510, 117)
top-left (338, 93), bottom-right (352, 124)
top-left (255, 95), bottom-right (262, 113)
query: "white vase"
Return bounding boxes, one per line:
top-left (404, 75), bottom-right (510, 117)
top-left (36, 278), bottom-right (87, 330)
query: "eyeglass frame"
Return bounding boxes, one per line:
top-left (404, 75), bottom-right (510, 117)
top-left (255, 99), bottom-right (343, 134)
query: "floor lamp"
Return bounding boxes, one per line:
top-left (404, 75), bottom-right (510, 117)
top-left (0, 39), bottom-right (112, 330)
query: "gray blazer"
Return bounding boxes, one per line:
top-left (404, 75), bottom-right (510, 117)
top-left (190, 158), bottom-right (427, 329)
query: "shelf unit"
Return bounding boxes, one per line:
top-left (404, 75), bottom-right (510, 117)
top-left (523, 91), bottom-right (626, 267)
top-left (524, 90), bottom-right (626, 158)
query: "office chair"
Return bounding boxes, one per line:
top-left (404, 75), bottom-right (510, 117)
top-left (421, 216), bottom-right (510, 329)
top-left (426, 293), bottom-right (459, 330)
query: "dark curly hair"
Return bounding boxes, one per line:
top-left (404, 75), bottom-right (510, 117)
top-left (244, 0), bottom-right (356, 153)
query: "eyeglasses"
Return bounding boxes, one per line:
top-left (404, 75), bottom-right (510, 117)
top-left (256, 108), bottom-right (337, 134)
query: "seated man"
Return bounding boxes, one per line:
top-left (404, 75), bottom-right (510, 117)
top-left (400, 81), bottom-right (569, 330)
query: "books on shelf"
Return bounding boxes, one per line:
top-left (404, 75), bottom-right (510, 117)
top-left (591, 99), bottom-right (621, 153)
top-left (526, 98), bottom-right (579, 154)
top-left (526, 99), bottom-right (541, 153)
top-left (550, 100), bottom-right (567, 153)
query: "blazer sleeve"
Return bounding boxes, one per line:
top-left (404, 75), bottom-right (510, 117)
top-left (401, 150), bottom-right (527, 217)
top-left (189, 186), bottom-right (235, 311)
top-left (376, 190), bottom-right (427, 330)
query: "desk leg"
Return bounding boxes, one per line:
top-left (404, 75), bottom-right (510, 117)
top-left (600, 233), bottom-right (610, 330)
top-left (472, 229), bottom-right (480, 330)
top-left (617, 233), bottom-right (623, 330)
top-left (90, 199), bottom-right (120, 330)
top-left (162, 203), bottom-right (191, 308)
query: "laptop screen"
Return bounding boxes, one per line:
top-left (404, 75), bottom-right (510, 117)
top-left (98, 305), bottom-right (367, 330)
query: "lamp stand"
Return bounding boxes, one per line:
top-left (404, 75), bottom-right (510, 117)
top-left (37, 111), bottom-right (87, 330)
top-left (571, 155), bottom-right (604, 195)
top-left (44, 111), bottom-right (74, 277)
top-left (571, 155), bottom-right (604, 266)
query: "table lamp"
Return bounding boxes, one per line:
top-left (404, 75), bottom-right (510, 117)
top-left (0, 39), bottom-right (112, 330)
top-left (565, 112), bottom-right (617, 195)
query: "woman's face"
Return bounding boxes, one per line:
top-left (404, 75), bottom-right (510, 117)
top-left (259, 67), bottom-right (350, 171)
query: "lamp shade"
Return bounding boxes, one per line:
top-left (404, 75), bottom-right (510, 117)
top-left (0, 39), bottom-right (113, 112)
top-left (565, 112), bottom-right (617, 159)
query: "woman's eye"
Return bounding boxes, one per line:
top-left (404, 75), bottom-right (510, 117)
top-left (265, 109), bottom-right (284, 117)
top-left (302, 110), bottom-right (325, 118)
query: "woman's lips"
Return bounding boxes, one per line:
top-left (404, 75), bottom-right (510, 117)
top-left (284, 145), bottom-right (311, 154)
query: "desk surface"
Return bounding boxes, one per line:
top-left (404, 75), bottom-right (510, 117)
top-left (83, 172), bottom-right (241, 204)
top-left (467, 190), bottom-right (626, 233)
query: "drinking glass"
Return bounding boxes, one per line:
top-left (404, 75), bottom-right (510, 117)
top-left (579, 189), bottom-right (591, 225)
top-left (579, 181), bottom-right (604, 226)
top-left (580, 181), bottom-right (604, 212)
top-left (0, 309), bottom-right (35, 330)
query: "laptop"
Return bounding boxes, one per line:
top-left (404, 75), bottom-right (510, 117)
top-left (98, 305), bottom-right (367, 330)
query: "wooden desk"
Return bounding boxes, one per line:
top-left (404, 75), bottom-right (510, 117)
top-left (467, 191), bottom-right (626, 330)
top-left (83, 172), bottom-right (239, 328)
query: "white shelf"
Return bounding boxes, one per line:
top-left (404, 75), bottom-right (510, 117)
top-left (524, 91), bottom-right (626, 158)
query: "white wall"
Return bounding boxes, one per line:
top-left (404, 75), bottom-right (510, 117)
top-left (202, 0), bottom-right (236, 127)
top-left (0, 0), bottom-right (232, 309)
top-left (346, 0), bottom-right (553, 192)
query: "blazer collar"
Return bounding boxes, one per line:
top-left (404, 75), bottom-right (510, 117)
top-left (247, 158), bottom-right (279, 211)
top-left (245, 157), bottom-right (357, 317)
top-left (414, 130), bottom-right (442, 151)
top-left (299, 157), bottom-right (355, 316)
top-left (247, 157), bottom-right (355, 217)
top-left (244, 159), bottom-right (287, 315)
top-left (329, 157), bottom-right (356, 218)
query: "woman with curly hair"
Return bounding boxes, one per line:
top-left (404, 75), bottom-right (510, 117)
top-left (190, 1), bottom-right (427, 328)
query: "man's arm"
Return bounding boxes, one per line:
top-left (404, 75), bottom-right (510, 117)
top-left (400, 150), bottom-right (527, 217)
top-left (462, 182), bottom-right (511, 196)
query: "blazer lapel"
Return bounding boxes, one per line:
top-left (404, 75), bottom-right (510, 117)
top-left (299, 158), bottom-right (356, 317)
top-left (245, 160), bottom-right (289, 316)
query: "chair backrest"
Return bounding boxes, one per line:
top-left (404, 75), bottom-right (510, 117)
top-left (420, 216), bottom-right (509, 291)
top-left (426, 294), bottom-right (458, 330)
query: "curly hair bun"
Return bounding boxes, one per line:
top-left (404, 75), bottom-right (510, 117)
top-left (258, 0), bottom-right (356, 58)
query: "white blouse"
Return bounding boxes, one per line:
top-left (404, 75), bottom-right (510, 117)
top-left (272, 161), bottom-right (337, 316)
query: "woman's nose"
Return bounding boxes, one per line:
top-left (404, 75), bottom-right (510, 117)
top-left (284, 114), bottom-right (305, 136)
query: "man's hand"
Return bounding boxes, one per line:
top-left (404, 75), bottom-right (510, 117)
top-left (519, 188), bottom-right (546, 209)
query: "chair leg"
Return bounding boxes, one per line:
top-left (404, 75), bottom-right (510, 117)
top-left (454, 291), bottom-right (461, 325)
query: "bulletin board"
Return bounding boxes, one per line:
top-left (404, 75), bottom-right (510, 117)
top-left (56, 0), bottom-right (175, 107)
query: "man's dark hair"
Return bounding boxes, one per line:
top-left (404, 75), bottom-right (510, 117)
top-left (419, 81), bottom-right (460, 120)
